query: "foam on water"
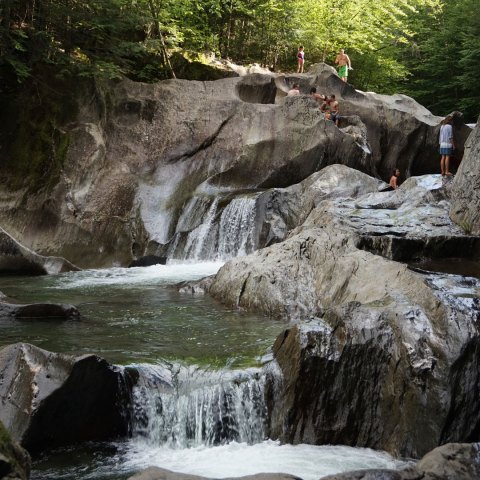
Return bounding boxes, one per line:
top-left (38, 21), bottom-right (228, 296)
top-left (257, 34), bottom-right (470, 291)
top-left (120, 440), bottom-right (408, 480)
top-left (47, 261), bottom-right (224, 289)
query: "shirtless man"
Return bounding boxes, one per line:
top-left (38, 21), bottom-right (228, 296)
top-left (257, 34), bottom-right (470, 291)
top-left (329, 94), bottom-right (340, 126)
top-left (310, 87), bottom-right (327, 106)
top-left (335, 49), bottom-right (352, 82)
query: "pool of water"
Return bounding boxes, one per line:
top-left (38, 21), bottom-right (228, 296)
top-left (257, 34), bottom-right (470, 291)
top-left (1, 262), bottom-right (409, 480)
top-left (409, 257), bottom-right (480, 279)
top-left (0, 262), bottom-right (284, 367)
top-left (32, 440), bottom-right (410, 480)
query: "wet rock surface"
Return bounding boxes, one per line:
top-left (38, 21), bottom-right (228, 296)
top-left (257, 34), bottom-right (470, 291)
top-left (0, 227), bottom-right (79, 275)
top-left (128, 467), bottom-right (301, 480)
top-left (0, 343), bottom-right (131, 453)
top-left (207, 166), bottom-right (480, 458)
top-left (450, 121), bottom-right (480, 234)
top-left (0, 68), bottom-right (470, 267)
top-left (0, 420), bottom-right (30, 480)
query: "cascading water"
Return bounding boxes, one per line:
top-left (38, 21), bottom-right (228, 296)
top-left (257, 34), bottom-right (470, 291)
top-left (130, 363), bottom-right (267, 449)
top-left (170, 194), bottom-right (259, 261)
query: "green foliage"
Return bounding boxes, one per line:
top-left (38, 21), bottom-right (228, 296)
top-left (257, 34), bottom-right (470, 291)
top-left (0, 0), bottom-right (479, 122)
top-left (399, 0), bottom-right (480, 121)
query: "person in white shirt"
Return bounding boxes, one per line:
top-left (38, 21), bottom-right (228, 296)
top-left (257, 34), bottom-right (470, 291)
top-left (439, 115), bottom-right (455, 176)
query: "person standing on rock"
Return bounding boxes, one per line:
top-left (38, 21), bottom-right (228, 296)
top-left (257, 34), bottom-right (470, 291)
top-left (439, 115), bottom-right (455, 176)
top-left (297, 46), bottom-right (305, 73)
top-left (335, 49), bottom-right (352, 82)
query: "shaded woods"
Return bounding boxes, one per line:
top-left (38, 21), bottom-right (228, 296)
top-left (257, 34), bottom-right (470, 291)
top-left (0, 0), bottom-right (479, 119)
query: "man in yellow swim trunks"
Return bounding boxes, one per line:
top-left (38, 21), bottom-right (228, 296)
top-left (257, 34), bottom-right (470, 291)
top-left (335, 49), bottom-right (352, 82)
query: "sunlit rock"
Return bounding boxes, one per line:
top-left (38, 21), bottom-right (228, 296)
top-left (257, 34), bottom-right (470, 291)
top-left (450, 120), bottom-right (480, 234)
top-left (0, 343), bottom-right (131, 453)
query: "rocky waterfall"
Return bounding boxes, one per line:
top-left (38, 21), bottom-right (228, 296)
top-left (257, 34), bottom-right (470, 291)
top-left (1, 65), bottom-right (480, 480)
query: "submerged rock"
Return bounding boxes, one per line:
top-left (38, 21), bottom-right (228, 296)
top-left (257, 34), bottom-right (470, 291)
top-left (450, 120), bottom-right (480, 234)
top-left (0, 420), bottom-right (30, 480)
top-left (128, 467), bottom-right (301, 480)
top-left (207, 166), bottom-right (480, 458)
top-left (0, 302), bottom-right (79, 320)
top-left (0, 227), bottom-right (80, 275)
top-left (0, 343), bottom-right (131, 453)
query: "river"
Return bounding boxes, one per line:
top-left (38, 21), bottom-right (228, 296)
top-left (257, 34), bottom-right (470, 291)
top-left (0, 262), bottom-right (408, 479)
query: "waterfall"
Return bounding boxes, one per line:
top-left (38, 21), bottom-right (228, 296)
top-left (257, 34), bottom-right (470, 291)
top-left (130, 363), bottom-right (267, 448)
top-left (170, 195), bottom-right (259, 261)
top-left (217, 197), bottom-right (258, 259)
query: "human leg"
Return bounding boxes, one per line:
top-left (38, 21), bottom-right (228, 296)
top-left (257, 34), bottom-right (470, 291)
top-left (445, 155), bottom-right (452, 175)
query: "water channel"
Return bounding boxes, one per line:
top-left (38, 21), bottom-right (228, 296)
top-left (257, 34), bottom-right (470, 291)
top-left (0, 262), bottom-right (408, 479)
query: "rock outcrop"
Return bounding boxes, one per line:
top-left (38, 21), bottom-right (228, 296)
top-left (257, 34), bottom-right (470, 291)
top-left (0, 343), bottom-right (131, 453)
top-left (450, 120), bottom-right (480, 234)
top-left (205, 165), bottom-right (480, 458)
top-left (0, 68), bottom-right (470, 267)
top-left (0, 227), bottom-right (79, 275)
top-left (0, 420), bottom-right (30, 480)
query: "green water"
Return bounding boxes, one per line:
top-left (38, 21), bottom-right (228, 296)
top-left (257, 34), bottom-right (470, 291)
top-left (0, 262), bottom-right (285, 367)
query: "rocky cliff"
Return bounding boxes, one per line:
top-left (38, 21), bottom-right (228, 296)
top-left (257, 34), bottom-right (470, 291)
top-left (0, 67), bottom-right (471, 267)
top-left (450, 120), bottom-right (480, 234)
top-left (202, 165), bottom-right (480, 458)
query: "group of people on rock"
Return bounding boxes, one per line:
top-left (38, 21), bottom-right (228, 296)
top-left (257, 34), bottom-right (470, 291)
top-left (287, 84), bottom-right (341, 126)
top-left (294, 45), bottom-right (458, 185)
top-left (297, 46), bottom-right (352, 83)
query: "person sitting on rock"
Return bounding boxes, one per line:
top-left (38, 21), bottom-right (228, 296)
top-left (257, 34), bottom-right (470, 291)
top-left (310, 87), bottom-right (327, 107)
top-left (287, 84), bottom-right (301, 96)
top-left (389, 168), bottom-right (401, 189)
top-left (329, 95), bottom-right (340, 126)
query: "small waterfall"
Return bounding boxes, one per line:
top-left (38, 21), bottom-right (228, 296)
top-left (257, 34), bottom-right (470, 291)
top-left (170, 194), bottom-right (259, 261)
top-left (131, 363), bottom-right (267, 448)
top-left (217, 197), bottom-right (258, 258)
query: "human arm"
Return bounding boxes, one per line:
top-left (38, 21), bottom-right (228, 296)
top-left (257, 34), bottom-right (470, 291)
top-left (346, 54), bottom-right (352, 68)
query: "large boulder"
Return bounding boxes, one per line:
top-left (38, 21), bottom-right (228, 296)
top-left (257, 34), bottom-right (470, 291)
top-left (0, 70), bottom-right (470, 267)
top-left (206, 166), bottom-right (480, 458)
top-left (0, 227), bottom-right (79, 275)
top-left (284, 65), bottom-right (472, 179)
top-left (450, 121), bottom-right (480, 234)
top-left (0, 420), bottom-right (30, 480)
top-left (0, 343), bottom-right (131, 453)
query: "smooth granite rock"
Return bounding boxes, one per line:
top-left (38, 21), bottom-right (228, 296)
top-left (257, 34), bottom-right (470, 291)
top-left (0, 343), bottom-right (131, 453)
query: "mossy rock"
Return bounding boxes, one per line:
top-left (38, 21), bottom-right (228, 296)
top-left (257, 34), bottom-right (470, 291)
top-left (0, 421), bottom-right (30, 480)
top-left (170, 53), bottom-right (238, 81)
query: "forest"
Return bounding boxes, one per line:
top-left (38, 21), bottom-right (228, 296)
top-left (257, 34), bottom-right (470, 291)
top-left (0, 0), bottom-right (479, 121)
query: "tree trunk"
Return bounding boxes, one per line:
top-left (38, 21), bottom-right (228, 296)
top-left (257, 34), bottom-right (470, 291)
top-left (147, 0), bottom-right (176, 79)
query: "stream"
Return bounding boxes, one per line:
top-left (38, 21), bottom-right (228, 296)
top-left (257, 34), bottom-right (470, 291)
top-left (0, 262), bottom-right (408, 479)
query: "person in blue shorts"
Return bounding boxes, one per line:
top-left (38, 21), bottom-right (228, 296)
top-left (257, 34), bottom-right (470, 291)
top-left (439, 115), bottom-right (455, 176)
